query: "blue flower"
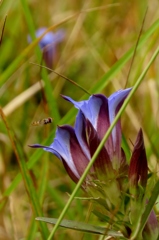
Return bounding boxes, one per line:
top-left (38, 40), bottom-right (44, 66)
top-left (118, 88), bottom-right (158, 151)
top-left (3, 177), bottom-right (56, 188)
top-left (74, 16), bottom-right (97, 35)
top-left (28, 27), bottom-right (65, 68)
top-left (30, 88), bottom-right (131, 183)
top-left (29, 88), bottom-right (159, 239)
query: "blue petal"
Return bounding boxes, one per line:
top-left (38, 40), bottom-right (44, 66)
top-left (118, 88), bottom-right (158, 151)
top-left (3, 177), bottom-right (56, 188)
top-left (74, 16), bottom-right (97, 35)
top-left (30, 127), bottom-right (80, 179)
top-left (35, 28), bottom-right (65, 48)
top-left (108, 88), bottom-right (132, 124)
top-left (29, 144), bottom-right (63, 161)
top-left (108, 88), bottom-right (132, 152)
top-left (74, 110), bottom-right (90, 159)
top-left (62, 95), bottom-right (103, 129)
top-left (49, 126), bottom-right (80, 178)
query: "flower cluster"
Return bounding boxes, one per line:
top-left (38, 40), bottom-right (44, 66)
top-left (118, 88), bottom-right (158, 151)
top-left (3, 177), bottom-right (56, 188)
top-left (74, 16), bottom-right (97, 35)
top-left (30, 89), bottom-right (158, 239)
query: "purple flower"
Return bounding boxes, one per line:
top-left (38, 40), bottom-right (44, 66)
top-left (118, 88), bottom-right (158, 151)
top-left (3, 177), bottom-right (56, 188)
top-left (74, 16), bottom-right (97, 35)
top-left (28, 27), bottom-right (65, 68)
top-left (29, 88), bottom-right (159, 238)
top-left (29, 88), bottom-right (131, 183)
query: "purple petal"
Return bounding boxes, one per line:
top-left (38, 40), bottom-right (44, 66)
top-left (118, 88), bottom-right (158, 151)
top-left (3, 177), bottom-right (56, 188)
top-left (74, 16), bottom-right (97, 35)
top-left (108, 88), bottom-right (132, 157)
top-left (35, 28), bottom-right (65, 48)
top-left (34, 126), bottom-right (90, 180)
top-left (62, 95), bottom-right (103, 129)
top-left (50, 126), bottom-right (81, 179)
top-left (94, 94), bottom-right (114, 157)
top-left (63, 91), bottom-right (132, 163)
top-left (85, 118), bottom-right (113, 175)
top-left (29, 143), bottom-right (79, 183)
top-left (74, 110), bottom-right (91, 159)
top-left (62, 125), bottom-right (90, 177)
top-left (128, 129), bottom-right (148, 189)
top-left (28, 144), bottom-right (61, 159)
top-left (30, 127), bottom-right (80, 179)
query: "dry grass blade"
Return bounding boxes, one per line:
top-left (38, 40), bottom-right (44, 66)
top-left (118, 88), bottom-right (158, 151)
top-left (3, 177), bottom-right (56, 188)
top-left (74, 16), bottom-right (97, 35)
top-left (0, 15), bottom-right (7, 48)
top-left (125, 7), bottom-right (148, 88)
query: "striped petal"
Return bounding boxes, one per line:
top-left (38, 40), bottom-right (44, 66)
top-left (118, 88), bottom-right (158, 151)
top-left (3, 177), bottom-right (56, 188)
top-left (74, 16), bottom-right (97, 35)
top-left (74, 110), bottom-right (91, 159)
top-left (85, 118), bottom-right (113, 175)
top-left (108, 88), bottom-right (132, 157)
top-left (63, 89), bottom-right (131, 161)
top-left (62, 95), bottom-right (103, 129)
top-left (30, 125), bottom-right (90, 182)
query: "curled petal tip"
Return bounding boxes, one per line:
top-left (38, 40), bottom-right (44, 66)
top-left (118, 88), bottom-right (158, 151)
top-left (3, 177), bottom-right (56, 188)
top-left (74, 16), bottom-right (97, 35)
top-left (28, 144), bottom-right (43, 148)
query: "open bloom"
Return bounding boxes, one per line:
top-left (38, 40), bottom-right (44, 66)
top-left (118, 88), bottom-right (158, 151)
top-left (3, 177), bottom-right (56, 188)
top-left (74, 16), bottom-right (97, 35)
top-left (28, 27), bottom-right (65, 68)
top-left (29, 88), bottom-right (159, 239)
top-left (30, 88), bottom-right (131, 183)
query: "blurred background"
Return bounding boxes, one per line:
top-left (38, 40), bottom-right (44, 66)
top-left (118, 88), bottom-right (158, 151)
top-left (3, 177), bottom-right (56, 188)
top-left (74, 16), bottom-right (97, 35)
top-left (0, 0), bottom-right (159, 239)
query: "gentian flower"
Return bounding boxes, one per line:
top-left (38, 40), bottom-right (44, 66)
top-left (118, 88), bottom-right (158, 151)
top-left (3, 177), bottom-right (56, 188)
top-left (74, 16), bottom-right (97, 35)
top-left (30, 88), bottom-right (131, 183)
top-left (29, 88), bottom-right (159, 239)
top-left (28, 27), bottom-right (65, 68)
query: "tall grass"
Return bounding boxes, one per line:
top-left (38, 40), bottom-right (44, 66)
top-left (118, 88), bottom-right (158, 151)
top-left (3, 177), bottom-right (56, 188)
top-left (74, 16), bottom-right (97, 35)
top-left (0, 1), bottom-right (159, 239)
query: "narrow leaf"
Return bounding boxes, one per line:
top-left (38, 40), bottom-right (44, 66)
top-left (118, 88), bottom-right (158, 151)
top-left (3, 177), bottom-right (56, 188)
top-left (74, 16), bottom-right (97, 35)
top-left (36, 217), bottom-right (124, 237)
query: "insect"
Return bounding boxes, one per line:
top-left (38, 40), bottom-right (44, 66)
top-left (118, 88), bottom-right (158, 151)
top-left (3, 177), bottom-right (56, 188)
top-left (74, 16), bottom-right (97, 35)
top-left (31, 117), bottom-right (53, 126)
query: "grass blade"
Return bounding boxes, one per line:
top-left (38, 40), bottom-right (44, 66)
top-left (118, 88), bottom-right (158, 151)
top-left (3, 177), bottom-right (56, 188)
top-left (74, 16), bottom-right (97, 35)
top-left (0, 108), bottom-right (49, 238)
top-left (36, 217), bottom-right (125, 237)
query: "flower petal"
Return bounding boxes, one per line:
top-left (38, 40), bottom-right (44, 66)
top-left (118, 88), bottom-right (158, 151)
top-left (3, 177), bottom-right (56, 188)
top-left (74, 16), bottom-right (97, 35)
top-left (62, 95), bottom-right (103, 129)
top-left (85, 118), bottom-right (113, 176)
top-left (108, 88), bottom-right (132, 157)
top-left (29, 126), bottom-right (80, 180)
top-left (93, 94), bottom-right (114, 157)
top-left (29, 143), bottom-right (79, 183)
top-left (50, 126), bottom-right (90, 179)
top-left (35, 28), bottom-right (65, 48)
top-left (61, 125), bottom-right (90, 178)
top-left (62, 94), bottom-right (115, 156)
top-left (128, 129), bottom-right (148, 189)
top-left (28, 143), bottom-right (62, 160)
top-left (74, 110), bottom-right (91, 159)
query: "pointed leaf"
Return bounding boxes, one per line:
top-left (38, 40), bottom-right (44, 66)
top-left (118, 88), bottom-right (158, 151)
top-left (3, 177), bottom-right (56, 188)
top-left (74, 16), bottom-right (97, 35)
top-left (36, 217), bottom-right (125, 237)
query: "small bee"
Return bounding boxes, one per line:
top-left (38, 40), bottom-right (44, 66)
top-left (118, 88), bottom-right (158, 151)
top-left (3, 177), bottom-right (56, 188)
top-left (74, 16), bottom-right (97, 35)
top-left (31, 117), bottom-right (53, 126)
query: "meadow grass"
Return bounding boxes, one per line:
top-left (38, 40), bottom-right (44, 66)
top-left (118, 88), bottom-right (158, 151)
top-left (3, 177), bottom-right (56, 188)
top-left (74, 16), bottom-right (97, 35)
top-left (0, 1), bottom-right (159, 239)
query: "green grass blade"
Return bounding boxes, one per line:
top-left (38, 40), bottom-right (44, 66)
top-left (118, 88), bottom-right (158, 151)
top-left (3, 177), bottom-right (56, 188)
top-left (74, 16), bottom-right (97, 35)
top-left (0, 108), bottom-right (49, 238)
top-left (26, 158), bottom-right (49, 240)
top-left (36, 217), bottom-right (125, 237)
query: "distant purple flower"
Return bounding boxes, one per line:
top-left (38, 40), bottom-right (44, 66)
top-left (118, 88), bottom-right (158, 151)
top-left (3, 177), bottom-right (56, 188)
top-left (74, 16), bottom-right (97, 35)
top-left (28, 27), bottom-right (65, 68)
top-left (29, 88), bottom-right (131, 183)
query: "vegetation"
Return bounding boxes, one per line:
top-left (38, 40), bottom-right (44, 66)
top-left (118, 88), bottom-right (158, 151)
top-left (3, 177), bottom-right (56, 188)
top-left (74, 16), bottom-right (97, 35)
top-left (0, 1), bottom-right (159, 239)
